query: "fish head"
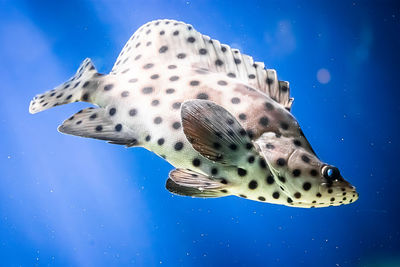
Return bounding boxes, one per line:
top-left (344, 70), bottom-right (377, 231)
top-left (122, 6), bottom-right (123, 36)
top-left (256, 132), bottom-right (358, 208)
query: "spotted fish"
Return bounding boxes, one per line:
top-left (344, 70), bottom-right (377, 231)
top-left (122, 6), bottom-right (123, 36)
top-left (29, 19), bottom-right (358, 208)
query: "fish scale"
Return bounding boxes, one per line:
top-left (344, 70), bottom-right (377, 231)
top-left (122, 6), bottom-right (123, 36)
top-left (29, 19), bottom-right (358, 208)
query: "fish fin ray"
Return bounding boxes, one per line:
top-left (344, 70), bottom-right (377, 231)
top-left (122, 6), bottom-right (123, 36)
top-left (58, 107), bottom-right (139, 146)
top-left (29, 58), bottom-right (104, 114)
top-left (181, 99), bottom-right (257, 165)
top-left (166, 169), bottom-right (228, 198)
top-left (116, 19), bottom-right (292, 110)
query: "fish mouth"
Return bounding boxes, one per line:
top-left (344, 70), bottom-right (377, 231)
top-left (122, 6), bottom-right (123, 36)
top-left (313, 182), bottom-right (359, 207)
top-left (285, 181), bottom-right (359, 208)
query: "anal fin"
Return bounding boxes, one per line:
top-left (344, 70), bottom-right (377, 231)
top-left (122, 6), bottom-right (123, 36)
top-left (58, 107), bottom-right (139, 146)
top-left (166, 169), bottom-right (228, 198)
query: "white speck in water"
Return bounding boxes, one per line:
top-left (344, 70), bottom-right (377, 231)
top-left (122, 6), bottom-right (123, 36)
top-left (317, 68), bottom-right (331, 84)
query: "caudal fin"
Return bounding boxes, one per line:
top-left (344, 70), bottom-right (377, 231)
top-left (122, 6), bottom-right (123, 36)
top-left (29, 58), bottom-right (102, 114)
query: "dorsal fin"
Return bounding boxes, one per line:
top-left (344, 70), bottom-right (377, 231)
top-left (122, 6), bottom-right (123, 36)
top-left (112, 19), bottom-right (293, 110)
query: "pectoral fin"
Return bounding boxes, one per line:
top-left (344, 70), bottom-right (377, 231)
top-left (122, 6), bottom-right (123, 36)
top-left (181, 99), bottom-right (256, 165)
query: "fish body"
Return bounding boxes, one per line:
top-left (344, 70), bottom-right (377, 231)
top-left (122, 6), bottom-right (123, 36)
top-left (29, 19), bottom-right (358, 208)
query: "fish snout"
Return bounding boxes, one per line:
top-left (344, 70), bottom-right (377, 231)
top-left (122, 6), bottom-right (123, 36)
top-left (319, 179), bottom-right (359, 206)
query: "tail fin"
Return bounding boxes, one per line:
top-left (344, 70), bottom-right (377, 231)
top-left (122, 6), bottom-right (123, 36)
top-left (29, 58), bottom-right (103, 114)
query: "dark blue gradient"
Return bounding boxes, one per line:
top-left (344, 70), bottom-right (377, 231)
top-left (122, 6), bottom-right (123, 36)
top-left (0, 0), bottom-right (399, 266)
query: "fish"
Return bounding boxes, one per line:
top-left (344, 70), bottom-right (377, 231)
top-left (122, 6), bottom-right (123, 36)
top-left (29, 19), bottom-right (358, 208)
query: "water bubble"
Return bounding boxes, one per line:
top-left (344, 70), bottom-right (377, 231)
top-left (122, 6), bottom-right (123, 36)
top-left (317, 68), bottom-right (331, 84)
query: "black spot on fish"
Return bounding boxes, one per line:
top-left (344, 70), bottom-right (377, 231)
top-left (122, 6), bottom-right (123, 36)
top-left (248, 180), bottom-right (257, 189)
top-left (247, 156), bottom-right (255, 164)
top-left (197, 93), bottom-right (208, 100)
top-left (142, 87), bottom-right (153, 94)
top-left (292, 169), bottom-right (301, 177)
top-left (293, 140), bottom-right (302, 146)
top-left (115, 124), bottom-right (122, 132)
top-left (192, 158), bottom-right (201, 167)
top-left (231, 97), bottom-right (240, 104)
top-left (143, 63), bottom-right (154, 69)
top-left (259, 158), bottom-right (267, 169)
top-left (159, 46), bottom-right (168, 53)
top-left (301, 155), bottom-right (310, 163)
top-left (170, 76), bottom-right (179, 81)
top-left (280, 122), bottom-right (289, 130)
top-left (157, 138), bottom-right (165, 145)
top-left (238, 168), bottom-right (247, 177)
top-left (239, 113), bottom-right (247, 120)
top-left (172, 102), bottom-right (181, 109)
top-left (129, 108), bottom-right (137, 116)
top-left (266, 143), bottom-right (275, 149)
top-left (82, 93), bottom-right (89, 101)
top-left (303, 182), bottom-right (311, 191)
top-left (190, 80), bottom-right (200, 86)
top-left (199, 48), bottom-right (207, 55)
top-left (265, 102), bottom-right (274, 111)
top-left (166, 88), bottom-right (175, 94)
top-left (172, 122), bottom-right (181, 129)
top-left (174, 142), bottom-right (184, 151)
top-left (215, 59), bottom-right (224, 66)
top-left (277, 158), bottom-right (286, 166)
top-left (218, 80), bottom-right (227, 86)
top-left (266, 175), bottom-right (274, 185)
top-left (259, 116), bottom-right (269, 127)
top-left (154, 117), bottom-right (162, 124)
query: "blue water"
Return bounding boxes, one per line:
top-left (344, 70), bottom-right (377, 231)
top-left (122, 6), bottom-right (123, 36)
top-left (1, 1), bottom-right (399, 266)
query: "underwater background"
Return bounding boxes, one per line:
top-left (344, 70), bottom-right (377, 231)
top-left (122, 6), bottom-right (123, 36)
top-left (1, 0), bottom-right (399, 266)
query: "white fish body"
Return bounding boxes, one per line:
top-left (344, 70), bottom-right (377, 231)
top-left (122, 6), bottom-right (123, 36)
top-left (29, 19), bottom-right (358, 208)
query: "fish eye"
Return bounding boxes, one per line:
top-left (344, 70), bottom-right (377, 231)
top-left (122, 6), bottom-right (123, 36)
top-left (322, 165), bottom-right (340, 181)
